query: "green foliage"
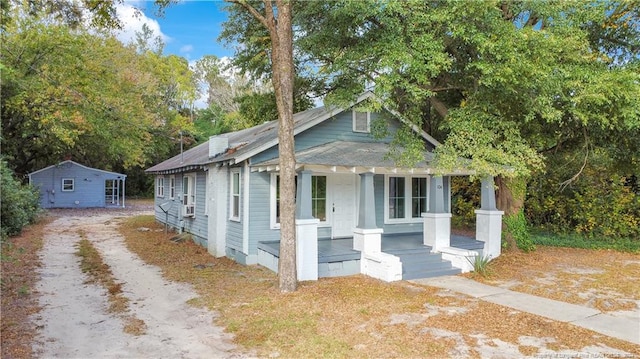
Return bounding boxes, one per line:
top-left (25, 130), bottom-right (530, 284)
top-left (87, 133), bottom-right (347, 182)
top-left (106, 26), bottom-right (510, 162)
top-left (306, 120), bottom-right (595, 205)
top-left (526, 150), bottom-right (640, 240)
top-left (467, 254), bottom-right (493, 278)
top-left (531, 231), bottom-right (640, 254)
top-left (451, 177), bottom-right (479, 229)
top-left (503, 210), bottom-right (535, 252)
top-left (0, 160), bottom-right (41, 241)
top-left (1, 5), bottom-right (196, 183)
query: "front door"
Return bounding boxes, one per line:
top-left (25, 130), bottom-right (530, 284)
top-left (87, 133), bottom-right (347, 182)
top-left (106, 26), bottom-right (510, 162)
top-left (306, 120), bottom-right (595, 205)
top-left (329, 174), bottom-right (356, 238)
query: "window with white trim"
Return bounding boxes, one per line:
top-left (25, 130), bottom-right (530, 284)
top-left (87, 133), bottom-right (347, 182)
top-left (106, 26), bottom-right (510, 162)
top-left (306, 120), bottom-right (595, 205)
top-left (62, 178), bottom-right (75, 192)
top-left (230, 170), bottom-right (240, 221)
top-left (384, 175), bottom-right (429, 223)
top-left (182, 175), bottom-right (195, 217)
top-left (156, 176), bottom-right (164, 197)
top-left (352, 109), bottom-right (370, 133)
top-left (270, 174), bottom-right (327, 228)
top-left (169, 175), bottom-right (175, 199)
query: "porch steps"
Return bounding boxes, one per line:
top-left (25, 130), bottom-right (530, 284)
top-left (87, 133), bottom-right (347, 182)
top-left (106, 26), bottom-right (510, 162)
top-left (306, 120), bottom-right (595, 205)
top-left (385, 247), bottom-right (461, 280)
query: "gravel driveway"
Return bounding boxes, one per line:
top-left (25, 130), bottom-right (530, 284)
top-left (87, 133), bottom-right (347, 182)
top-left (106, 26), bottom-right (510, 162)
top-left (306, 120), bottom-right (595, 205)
top-left (32, 204), bottom-right (239, 358)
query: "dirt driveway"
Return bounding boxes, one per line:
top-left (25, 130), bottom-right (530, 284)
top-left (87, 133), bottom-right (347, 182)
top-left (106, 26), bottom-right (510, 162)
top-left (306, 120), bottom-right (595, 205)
top-left (32, 205), bottom-right (239, 358)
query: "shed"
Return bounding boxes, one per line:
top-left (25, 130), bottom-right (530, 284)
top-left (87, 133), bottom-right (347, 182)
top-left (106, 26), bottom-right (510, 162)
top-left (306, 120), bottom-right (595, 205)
top-left (28, 160), bottom-right (126, 208)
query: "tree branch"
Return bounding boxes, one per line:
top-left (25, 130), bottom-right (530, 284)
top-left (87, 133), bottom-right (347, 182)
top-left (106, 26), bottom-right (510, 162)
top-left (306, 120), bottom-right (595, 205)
top-left (225, 0), bottom-right (269, 30)
top-left (559, 128), bottom-right (590, 191)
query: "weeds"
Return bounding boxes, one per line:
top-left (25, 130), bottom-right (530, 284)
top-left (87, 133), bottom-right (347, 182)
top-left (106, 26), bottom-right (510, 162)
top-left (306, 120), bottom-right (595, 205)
top-left (75, 237), bottom-right (146, 335)
top-left (468, 254), bottom-right (493, 278)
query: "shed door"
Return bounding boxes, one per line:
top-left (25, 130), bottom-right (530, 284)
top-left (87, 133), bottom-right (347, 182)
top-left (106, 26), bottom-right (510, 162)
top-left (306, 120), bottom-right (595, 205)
top-left (329, 174), bottom-right (356, 238)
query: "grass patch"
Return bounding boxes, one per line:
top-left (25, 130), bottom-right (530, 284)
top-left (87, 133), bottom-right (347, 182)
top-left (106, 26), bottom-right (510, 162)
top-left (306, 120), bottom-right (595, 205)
top-left (532, 231), bottom-right (640, 253)
top-left (75, 235), bottom-right (146, 335)
top-left (120, 215), bottom-right (640, 358)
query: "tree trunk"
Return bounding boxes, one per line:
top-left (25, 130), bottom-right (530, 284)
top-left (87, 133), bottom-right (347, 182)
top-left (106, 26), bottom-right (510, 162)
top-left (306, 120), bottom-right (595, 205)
top-left (495, 175), bottom-right (525, 251)
top-left (227, 0), bottom-right (297, 292)
top-left (267, 1), bottom-right (297, 293)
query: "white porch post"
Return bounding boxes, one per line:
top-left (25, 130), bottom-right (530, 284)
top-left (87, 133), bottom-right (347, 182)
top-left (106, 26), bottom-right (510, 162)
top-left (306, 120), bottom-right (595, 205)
top-left (475, 176), bottom-right (504, 259)
top-left (296, 170), bottom-right (318, 281)
top-left (423, 175), bottom-right (451, 252)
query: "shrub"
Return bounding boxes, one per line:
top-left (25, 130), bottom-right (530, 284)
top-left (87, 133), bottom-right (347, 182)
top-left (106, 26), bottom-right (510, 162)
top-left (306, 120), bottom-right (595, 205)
top-left (1, 160), bottom-right (41, 240)
top-left (504, 210), bottom-right (536, 252)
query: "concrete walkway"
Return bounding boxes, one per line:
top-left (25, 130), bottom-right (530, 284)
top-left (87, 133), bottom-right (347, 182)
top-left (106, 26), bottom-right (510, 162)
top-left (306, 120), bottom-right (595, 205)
top-left (412, 276), bottom-right (640, 345)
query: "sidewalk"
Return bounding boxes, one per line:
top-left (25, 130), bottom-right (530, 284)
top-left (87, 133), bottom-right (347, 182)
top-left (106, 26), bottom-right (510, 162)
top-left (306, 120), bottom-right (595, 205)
top-left (412, 276), bottom-right (640, 345)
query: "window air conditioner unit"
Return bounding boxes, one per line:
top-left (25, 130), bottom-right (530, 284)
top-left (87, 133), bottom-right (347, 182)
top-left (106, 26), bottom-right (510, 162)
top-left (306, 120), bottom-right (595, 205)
top-left (184, 204), bottom-right (195, 217)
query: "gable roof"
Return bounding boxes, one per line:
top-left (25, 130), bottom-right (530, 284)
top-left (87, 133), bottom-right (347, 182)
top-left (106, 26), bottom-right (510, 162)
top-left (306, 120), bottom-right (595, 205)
top-left (28, 160), bottom-right (126, 179)
top-left (145, 92), bottom-right (440, 174)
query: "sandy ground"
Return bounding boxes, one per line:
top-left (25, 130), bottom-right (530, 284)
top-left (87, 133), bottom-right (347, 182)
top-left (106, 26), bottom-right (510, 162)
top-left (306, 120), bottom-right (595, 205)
top-left (32, 205), bottom-right (240, 359)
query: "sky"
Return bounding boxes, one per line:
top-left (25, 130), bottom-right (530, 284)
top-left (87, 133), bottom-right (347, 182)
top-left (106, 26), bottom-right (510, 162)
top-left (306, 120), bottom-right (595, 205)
top-left (113, 1), bottom-right (236, 107)
top-left (115, 1), bottom-right (234, 61)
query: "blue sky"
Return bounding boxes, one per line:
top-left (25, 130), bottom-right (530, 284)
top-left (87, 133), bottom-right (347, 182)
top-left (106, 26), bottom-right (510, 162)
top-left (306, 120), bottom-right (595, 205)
top-left (116, 1), bottom-right (235, 61)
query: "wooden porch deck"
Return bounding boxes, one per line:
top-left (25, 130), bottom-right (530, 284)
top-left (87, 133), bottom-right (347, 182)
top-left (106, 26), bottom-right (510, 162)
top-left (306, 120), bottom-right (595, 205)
top-left (257, 233), bottom-right (484, 263)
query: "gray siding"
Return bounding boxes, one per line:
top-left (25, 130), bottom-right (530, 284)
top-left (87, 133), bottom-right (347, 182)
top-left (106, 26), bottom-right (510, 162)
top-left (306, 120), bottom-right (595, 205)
top-left (153, 171), bottom-right (208, 245)
top-left (226, 165), bottom-right (244, 252)
top-left (30, 162), bottom-right (122, 208)
top-left (251, 110), bottom-right (400, 164)
top-left (248, 172), bottom-right (279, 252)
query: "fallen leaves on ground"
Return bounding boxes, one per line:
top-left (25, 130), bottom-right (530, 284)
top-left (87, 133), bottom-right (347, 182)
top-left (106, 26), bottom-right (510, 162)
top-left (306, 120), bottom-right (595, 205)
top-left (121, 216), bottom-right (640, 358)
top-left (1, 215), bottom-right (52, 359)
top-left (469, 246), bottom-right (640, 312)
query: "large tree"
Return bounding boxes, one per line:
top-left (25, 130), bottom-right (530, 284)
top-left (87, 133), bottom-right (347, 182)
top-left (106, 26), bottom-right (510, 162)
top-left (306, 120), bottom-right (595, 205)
top-left (226, 0), bottom-right (639, 249)
top-left (224, 0), bottom-right (298, 292)
top-left (1, 2), bottom-right (194, 180)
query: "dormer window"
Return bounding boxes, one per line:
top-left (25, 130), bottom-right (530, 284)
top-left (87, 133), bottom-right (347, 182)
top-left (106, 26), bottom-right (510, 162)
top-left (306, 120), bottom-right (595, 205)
top-left (352, 110), bottom-right (370, 133)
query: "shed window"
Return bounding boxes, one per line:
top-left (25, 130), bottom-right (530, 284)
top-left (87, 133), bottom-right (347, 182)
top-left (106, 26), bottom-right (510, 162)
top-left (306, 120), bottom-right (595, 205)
top-left (62, 178), bottom-right (74, 192)
top-left (353, 110), bottom-right (370, 133)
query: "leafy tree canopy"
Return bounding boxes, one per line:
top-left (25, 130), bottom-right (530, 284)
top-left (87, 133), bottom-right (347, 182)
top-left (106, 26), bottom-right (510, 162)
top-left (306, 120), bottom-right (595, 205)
top-left (1, 3), bottom-right (195, 178)
top-left (222, 0), bottom-right (640, 179)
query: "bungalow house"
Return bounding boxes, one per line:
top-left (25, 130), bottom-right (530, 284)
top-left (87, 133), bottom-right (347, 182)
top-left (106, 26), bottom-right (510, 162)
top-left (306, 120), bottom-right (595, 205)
top-left (29, 160), bottom-right (127, 209)
top-left (146, 92), bottom-right (503, 282)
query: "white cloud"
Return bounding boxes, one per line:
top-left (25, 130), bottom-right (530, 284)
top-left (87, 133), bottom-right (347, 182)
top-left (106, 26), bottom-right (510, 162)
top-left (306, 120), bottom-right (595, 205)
top-left (113, 3), bottom-right (170, 47)
top-left (180, 45), bottom-right (194, 54)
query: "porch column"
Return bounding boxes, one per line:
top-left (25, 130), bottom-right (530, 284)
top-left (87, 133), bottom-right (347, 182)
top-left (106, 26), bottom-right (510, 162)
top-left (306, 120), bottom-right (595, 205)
top-left (475, 176), bottom-right (504, 259)
top-left (423, 175), bottom-right (451, 252)
top-left (353, 172), bottom-right (383, 253)
top-left (295, 170), bottom-right (318, 281)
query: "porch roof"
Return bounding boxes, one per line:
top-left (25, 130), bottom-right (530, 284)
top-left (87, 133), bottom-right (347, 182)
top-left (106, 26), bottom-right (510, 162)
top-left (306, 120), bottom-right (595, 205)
top-left (251, 141), bottom-right (473, 175)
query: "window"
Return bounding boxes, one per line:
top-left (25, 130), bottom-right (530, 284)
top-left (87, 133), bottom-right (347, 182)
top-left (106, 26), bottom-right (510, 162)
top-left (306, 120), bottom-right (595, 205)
top-left (412, 178), bottom-right (427, 218)
top-left (388, 177), bottom-right (405, 219)
top-left (230, 170), bottom-right (240, 220)
top-left (182, 175), bottom-right (195, 217)
top-left (169, 176), bottom-right (175, 199)
top-left (156, 176), bottom-right (164, 197)
top-left (271, 174), bottom-right (327, 227)
top-left (385, 176), bottom-right (429, 222)
top-left (62, 178), bottom-right (74, 192)
top-left (353, 110), bottom-right (370, 133)
top-left (311, 176), bottom-right (327, 221)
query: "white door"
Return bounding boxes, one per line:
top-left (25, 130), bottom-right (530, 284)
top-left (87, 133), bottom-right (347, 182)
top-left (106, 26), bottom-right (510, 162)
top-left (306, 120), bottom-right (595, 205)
top-left (329, 174), bottom-right (357, 238)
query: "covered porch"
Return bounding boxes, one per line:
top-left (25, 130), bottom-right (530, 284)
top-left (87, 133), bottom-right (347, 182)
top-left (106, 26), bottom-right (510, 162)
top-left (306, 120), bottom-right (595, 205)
top-left (252, 140), bottom-right (504, 282)
top-left (258, 233), bottom-right (485, 280)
